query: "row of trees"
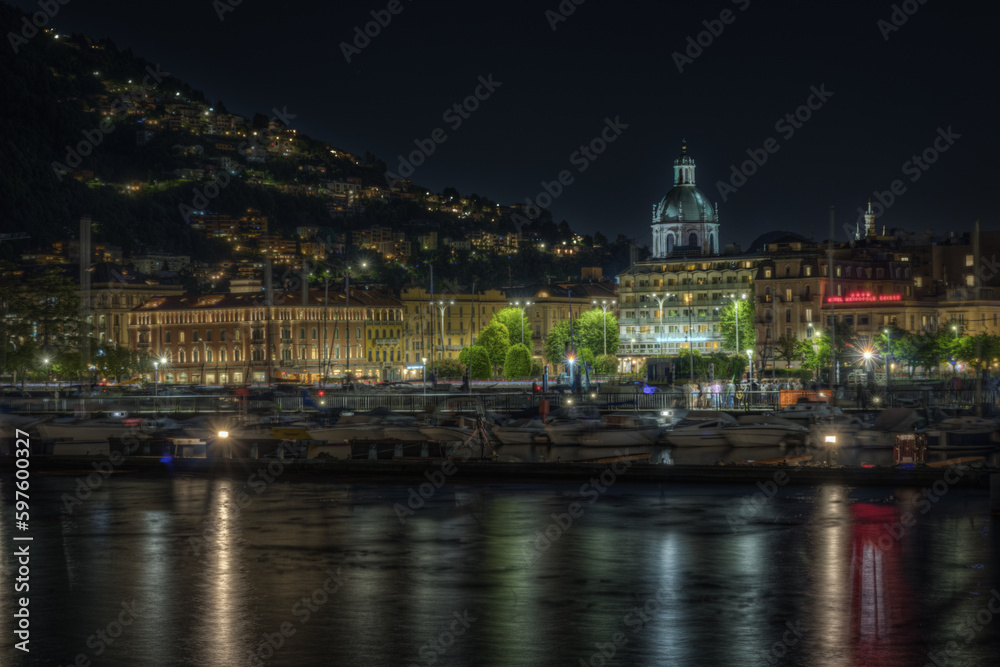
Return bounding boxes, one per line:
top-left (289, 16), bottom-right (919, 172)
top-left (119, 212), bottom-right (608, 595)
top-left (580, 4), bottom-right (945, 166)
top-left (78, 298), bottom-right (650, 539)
top-left (426, 306), bottom-right (621, 380)
top-left (765, 322), bottom-right (1000, 379)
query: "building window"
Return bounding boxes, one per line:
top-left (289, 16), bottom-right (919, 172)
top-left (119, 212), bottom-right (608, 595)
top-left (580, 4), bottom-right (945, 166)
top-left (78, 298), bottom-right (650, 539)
top-left (220, 330), bottom-right (226, 342)
top-left (804, 266), bottom-right (812, 277)
top-left (966, 254), bottom-right (974, 267)
top-left (966, 275), bottom-right (975, 287)
top-left (764, 268), bottom-right (772, 278)
top-left (206, 330), bottom-right (213, 342)
top-left (805, 308), bottom-right (812, 322)
top-left (785, 309), bottom-right (791, 323)
top-left (165, 331), bottom-right (171, 343)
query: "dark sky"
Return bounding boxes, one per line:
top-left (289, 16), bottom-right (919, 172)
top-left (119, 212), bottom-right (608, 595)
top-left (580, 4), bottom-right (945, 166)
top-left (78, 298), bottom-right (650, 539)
top-left (13, 0), bottom-right (1000, 250)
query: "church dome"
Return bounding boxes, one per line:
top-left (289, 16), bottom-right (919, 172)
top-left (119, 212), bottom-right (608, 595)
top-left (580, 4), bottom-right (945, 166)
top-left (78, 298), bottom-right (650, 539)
top-left (653, 142), bottom-right (716, 224)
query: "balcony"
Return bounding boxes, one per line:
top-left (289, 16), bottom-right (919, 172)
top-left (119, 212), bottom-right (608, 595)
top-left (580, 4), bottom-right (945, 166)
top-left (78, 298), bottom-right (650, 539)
top-left (375, 338), bottom-right (400, 345)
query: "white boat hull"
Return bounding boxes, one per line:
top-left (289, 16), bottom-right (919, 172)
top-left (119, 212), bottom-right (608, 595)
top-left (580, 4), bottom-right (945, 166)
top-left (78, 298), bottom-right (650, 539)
top-left (723, 427), bottom-right (806, 448)
top-left (578, 427), bottom-right (662, 448)
top-left (663, 429), bottom-right (729, 447)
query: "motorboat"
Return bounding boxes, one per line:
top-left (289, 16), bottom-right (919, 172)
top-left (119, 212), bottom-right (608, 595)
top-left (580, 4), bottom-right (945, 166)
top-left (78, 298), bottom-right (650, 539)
top-left (36, 415), bottom-right (180, 442)
top-left (493, 417), bottom-right (549, 446)
top-left (577, 414), bottom-right (664, 448)
top-left (774, 400), bottom-right (842, 422)
top-left (925, 416), bottom-right (1000, 449)
top-left (661, 411), bottom-right (738, 447)
top-left (806, 408), bottom-right (922, 449)
top-left (544, 407), bottom-right (602, 446)
top-left (722, 415), bottom-right (810, 447)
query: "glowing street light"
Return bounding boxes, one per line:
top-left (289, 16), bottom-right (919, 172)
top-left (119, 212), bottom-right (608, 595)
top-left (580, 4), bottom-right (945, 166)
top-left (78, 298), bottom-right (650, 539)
top-left (746, 348), bottom-right (754, 383)
top-left (42, 357), bottom-right (50, 390)
top-left (422, 357), bottom-right (428, 397)
top-left (431, 300), bottom-right (454, 361)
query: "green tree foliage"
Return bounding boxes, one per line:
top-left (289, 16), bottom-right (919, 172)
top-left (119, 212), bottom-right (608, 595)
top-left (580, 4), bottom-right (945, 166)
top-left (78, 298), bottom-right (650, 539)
top-left (458, 346), bottom-right (472, 367)
top-left (576, 308), bottom-right (619, 356)
top-left (544, 320), bottom-right (572, 371)
top-left (492, 307), bottom-right (531, 347)
top-left (466, 345), bottom-right (491, 380)
top-left (477, 322), bottom-right (510, 373)
top-left (774, 333), bottom-right (802, 368)
top-left (428, 358), bottom-right (463, 379)
top-left (719, 299), bottom-right (756, 353)
top-left (594, 353), bottom-right (619, 376)
top-left (503, 343), bottom-right (533, 380)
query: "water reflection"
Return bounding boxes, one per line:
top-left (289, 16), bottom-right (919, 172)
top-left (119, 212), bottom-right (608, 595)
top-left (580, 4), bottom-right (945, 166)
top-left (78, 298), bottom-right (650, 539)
top-left (0, 475), bottom-right (996, 666)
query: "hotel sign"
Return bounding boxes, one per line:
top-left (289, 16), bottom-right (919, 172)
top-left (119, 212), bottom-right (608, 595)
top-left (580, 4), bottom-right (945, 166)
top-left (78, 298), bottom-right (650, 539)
top-left (825, 291), bottom-right (902, 304)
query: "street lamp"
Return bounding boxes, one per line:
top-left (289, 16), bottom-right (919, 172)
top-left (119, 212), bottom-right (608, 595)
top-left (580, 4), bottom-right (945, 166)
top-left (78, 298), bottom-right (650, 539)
top-left (685, 293), bottom-right (695, 382)
top-left (747, 348), bottom-right (754, 383)
top-left (431, 300), bottom-right (454, 361)
top-left (649, 294), bottom-right (668, 354)
top-left (42, 357), bottom-right (49, 390)
top-left (421, 357), bottom-right (428, 397)
top-left (593, 299), bottom-right (616, 355)
top-left (883, 328), bottom-right (892, 394)
top-left (509, 300), bottom-right (534, 345)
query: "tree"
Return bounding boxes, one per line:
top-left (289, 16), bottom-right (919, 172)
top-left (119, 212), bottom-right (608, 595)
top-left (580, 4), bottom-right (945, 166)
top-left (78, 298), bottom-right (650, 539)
top-left (428, 358), bottom-right (463, 379)
top-left (477, 322), bottom-right (510, 374)
top-left (774, 333), bottom-right (802, 368)
top-left (544, 320), bottom-right (572, 371)
top-left (492, 307), bottom-right (531, 347)
top-left (719, 299), bottom-right (755, 353)
top-left (466, 345), bottom-right (492, 380)
top-left (576, 308), bottom-right (619, 356)
top-left (458, 346), bottom-right (472, 367)
top-left (504, 343), bottom-right (533, 380)
top-left (594, 353), bottom-right (619, 376)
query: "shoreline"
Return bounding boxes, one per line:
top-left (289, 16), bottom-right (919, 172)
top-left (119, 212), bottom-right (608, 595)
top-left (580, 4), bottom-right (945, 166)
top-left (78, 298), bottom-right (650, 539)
top-left (4, 456), bottom-right (995, 489)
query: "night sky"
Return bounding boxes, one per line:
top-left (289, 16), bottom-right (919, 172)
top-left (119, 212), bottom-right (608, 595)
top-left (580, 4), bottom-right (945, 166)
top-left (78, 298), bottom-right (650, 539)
top-left (11, 0), bottom-right (999, 250)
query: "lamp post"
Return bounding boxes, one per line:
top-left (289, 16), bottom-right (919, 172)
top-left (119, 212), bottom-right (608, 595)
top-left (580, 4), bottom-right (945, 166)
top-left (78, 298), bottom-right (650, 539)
top-left (649, 294), bottom-right (668, 354)
top-left (883, 328), bottom-right (892, 396)
top-left (685, 293), bottom-right (694, 382)
top-left (747, 348), bottom-right (754, 383)
top-left (510, 300), bottom-right (534, 345)
top-left (43, 357), bottom-right (49, 390)
top-left (951, 325), bottom-right (959, 376)
top-left (432, 300), bottom-right (454, 361)
top-left (592, 299), bottom-right (616, 356)
top-left (422, 357), bottom-right (427, 397)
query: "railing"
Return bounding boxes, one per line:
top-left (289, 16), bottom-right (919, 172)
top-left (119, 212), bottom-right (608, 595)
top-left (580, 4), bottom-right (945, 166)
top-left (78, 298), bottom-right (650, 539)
top-left (4, 388), bottom-right (995, 416)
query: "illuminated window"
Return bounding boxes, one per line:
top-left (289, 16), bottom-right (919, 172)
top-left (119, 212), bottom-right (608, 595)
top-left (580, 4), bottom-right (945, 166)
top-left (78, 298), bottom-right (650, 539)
top-left (965, 255), bottom-right (974, 267)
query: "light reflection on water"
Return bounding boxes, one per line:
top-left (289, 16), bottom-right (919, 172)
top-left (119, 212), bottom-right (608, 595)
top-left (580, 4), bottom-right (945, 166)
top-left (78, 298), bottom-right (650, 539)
top-left (0, 473), bottom-right (997, 666)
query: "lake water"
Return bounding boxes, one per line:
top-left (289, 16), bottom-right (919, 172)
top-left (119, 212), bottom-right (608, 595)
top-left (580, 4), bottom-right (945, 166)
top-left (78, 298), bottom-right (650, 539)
top-left (1, 468), bottom-right (998, 666)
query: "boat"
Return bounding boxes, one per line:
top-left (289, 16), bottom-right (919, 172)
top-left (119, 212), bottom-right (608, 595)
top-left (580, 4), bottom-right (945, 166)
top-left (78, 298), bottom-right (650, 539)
top-left (774, 400), bottom-right (842, 422)
top-left (36, 415), bottom-right (180, 442)
top-left (722, 415), bottom-right (810, 447)
top-left (661, 411), bottom-right (738, 447)
top-left (577, 414), bottom-right (664, 448)
top-left (925, 416), bottom-right (1000, 449)
top-left (493, 417), bottom-right (549, 445)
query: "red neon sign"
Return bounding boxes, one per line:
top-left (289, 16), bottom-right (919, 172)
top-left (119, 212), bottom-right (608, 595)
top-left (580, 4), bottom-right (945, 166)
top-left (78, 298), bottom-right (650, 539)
top-left (825, 291), bottom-right (902, 304)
